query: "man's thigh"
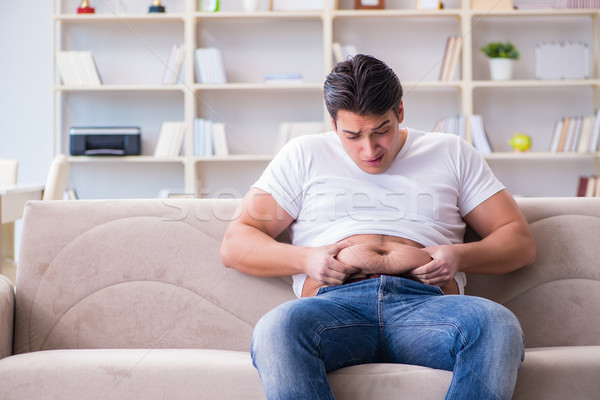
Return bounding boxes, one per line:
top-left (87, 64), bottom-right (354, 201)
top-left (379, 278), bottom-right (518, 371)
top-left (254, 280), bottom-right (384, 372)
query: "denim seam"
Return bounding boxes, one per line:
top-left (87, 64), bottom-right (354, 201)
top-left (312, 323), bottom-right (380, 350)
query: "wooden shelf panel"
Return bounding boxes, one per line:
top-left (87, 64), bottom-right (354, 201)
top-left (193, 83), bottom-right (323, 91)
top-left (55, 14), bottom-right (186, 22)
top-left (472, 79), bottom-right (600, 88)
top-left (194, 154), bottom-right (274, 162)
top-left (194, 11), bottom-right (324, 20)
top-left (484, 152), bottom-right (598, 160)
top-left (54, 85), bottom-right (187, 92)
top-left (470, 9), bottom-right (599, 17)
top-left (333, 9), bottom-right (462, 18)
top-left (68, 156), bottom-right (186, 163)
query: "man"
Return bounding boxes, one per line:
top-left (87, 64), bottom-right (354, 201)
top-left (220, 54), bottom-right (535, 399)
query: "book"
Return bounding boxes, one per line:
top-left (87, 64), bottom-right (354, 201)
top-left (431, 115), bottom-right (466, 139)
top-left (577, 116), bottom-right (594, 153)
top-left (577, 176), bottom-right (589, 196)
top-left (589, 109), bottom-right (600, 152)
top-left (471, 0), bottom-right (513, 10)
top-left (195, 48), bottom-right (227, 84)
top-left (439, 36), bottom-right (462, 81)
top-left (332, 42), bottom-right (358, 63)
top-left (439, 37), bottom-right (454, 81)
top-left (56, 51), bottom-right (102, 87)
top-left (194, 119), bottom-right (229, 157)
top-left (154, 121), bottom-right (185, 157)
top-left (162, 44), bottom-right (185, 85)
top-left (470, 114), bottom-right (493, 154)
top-left (549, 118), bottom-right (563, 153)
top-left (212, 122), bottom-right (229, 156)
top-left (264, 74), bottom-right (304, 84)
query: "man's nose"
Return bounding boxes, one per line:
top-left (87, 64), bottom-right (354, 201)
top-left (364, 137), bottom-right (378, 155)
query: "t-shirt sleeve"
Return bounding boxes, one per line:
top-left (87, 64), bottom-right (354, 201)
top-left (456, 138), bottom-right (505, 217)
top-left (252, 139), bottom-right (305, 219)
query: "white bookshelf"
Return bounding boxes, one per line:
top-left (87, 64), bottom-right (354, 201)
top-left (52, 0), bottom-right (600, 198)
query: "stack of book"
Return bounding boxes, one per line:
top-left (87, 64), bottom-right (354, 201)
top-left (56, 51), bottom-right (102, 86)
top-left (439, 36), bottom-right (462, 81)
top-left (549, 112), bottom-right (600, 153)
top-left (194, 118), bottom-right (229, 157)
top-left (470, 115), bottom-right (493, 155)
top-left (432, 115), bottom-right (466, 139)
top-left (577, 176), bottom-right (600, 197)
top-left (553, 0), bottom-right (600, 8)
top-left (195, 48), bottom-right (227, 84)
top-left (154, 121), bottom-right (186, 158)
top-left (162, 44), bottom-right (185, 85)
top-left (263, 74), bottom-right (303, 84)
top-left (432, 114), bottom-right (493, 154)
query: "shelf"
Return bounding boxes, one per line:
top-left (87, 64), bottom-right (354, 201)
top-left (472, 79), bottom-right (600, 88)
top-left (194, 11), bottom-right (324, 20)
top-left (333, 9), bottom-right (462, 18)
top-left (54, 85), bottom-right (187, 92)
top-left (469, 9), bottom-right (599, 17)
top-left (52, 0), bottom-right (600, 198)
top-left (55, 14), bottom-right (186, 22)
top-left (194, 154), bottom-right (274, 162)
top-left (193, 83), bottom-right (323, 91)
top-left (68, 156), bottom-right (186, 163)
top-left (484, 152), bottom-right (597, 160)
top-left (402, 81), bottom-right (464, 90)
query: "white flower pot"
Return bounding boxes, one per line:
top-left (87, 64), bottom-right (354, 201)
top-left (243, 0), bottom-right (260, 12)
top-left (489, 58), bottom-right (514, 81)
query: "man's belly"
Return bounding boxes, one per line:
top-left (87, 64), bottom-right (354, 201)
top-left (301, 234), bottom-right (459, 297)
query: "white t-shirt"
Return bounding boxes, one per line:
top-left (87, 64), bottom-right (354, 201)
top-left (253, 128), bottom-right (505, 298)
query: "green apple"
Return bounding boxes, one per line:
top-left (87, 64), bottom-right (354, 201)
top-left (509, 132), bottom-right (531, 152)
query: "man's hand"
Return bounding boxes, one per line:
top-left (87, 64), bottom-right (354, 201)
top-left (409, 245), bottom-right (461, 287)
top-left (303, 241), bottom-right (361, 286)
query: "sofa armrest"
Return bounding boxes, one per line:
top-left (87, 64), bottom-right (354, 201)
top-left (0, 274), bottom-right (14, 359)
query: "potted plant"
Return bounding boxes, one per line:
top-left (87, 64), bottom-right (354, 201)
top-left (480, 41), bottom-right (520, 81)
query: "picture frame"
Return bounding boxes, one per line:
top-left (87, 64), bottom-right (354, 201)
top-left (417, 0), bottom-right (441, 10)
top-left (354, 0), bottom-right (385, 9)
top-left (270, 0), bottom-right (338, 11)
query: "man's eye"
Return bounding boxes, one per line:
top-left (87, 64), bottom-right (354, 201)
top-left (376, 130), bottom-right (389, 135)
top-left (346, 136), bottom-right (359, 140)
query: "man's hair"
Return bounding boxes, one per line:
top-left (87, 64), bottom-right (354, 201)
top-left (324, 54), bottom-right (403, 126)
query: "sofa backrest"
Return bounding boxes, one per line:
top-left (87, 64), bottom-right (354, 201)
top-left (14, 199), bottom-right (295, 355)
top-left (15, 197), bottom-right (600, 354)
top-left (465, 197), bottom-right (600, 348)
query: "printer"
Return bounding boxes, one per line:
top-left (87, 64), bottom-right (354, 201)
top-left (70, 126), bottom-right (141, 156)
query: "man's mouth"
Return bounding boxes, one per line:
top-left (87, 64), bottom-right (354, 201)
top-left (364, 154), bottom-right (384, 166)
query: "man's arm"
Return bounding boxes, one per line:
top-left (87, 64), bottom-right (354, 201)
top-left (220, 188), bottom-right (359, 285)
top-left (410, 189), bottom-right (536, 287)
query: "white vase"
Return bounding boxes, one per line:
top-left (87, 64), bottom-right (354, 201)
top-left (489, 58), bottom-right (514, 81)
top-left (243, 0), bottom-right (260, 12)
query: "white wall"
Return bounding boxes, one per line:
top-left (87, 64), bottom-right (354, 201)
top-left (0, 3), bottom-right (53, 184)
top-left (0, 2), bottom-right (590, 200)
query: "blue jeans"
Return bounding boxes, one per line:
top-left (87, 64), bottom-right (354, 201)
top-left (251, 276), bottom-right (524, 400)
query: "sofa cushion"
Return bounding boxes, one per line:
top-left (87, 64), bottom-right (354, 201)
top-left (513, 346), bottom-right (600, 400)
top-left (14, 199), bottom-right (295, 354)
top-left (0, 349), bottom-right (266, 400)
top-left (466, 198), bottom-right (600, 348)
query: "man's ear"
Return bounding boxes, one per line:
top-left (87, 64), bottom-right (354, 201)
top-left (330, 116), bottom-right (337, 132)
top-left (398, 102), bottom-right (405, 124)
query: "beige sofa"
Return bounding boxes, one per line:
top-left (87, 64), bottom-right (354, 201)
top-left (1, 197), bottom-right (599, 399)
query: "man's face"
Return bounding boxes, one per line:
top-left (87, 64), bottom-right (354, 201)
top-left (332, 106), bottom-right (405, 175)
